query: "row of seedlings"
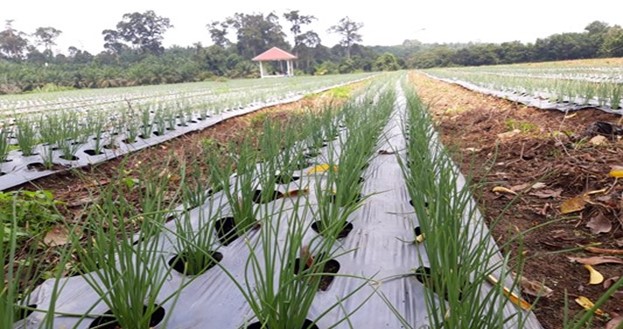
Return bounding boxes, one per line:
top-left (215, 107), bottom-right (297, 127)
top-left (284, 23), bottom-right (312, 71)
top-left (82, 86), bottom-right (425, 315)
top-left (7, 82), bottom-right (366, 328)
top-left (426, 68), bottom-right (623, 109)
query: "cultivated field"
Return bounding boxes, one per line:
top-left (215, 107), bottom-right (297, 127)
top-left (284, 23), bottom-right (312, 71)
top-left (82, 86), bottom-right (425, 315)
top-left (425, 58), bottom-right (623, 111)
top-left (3, 66), bottom-right (622, 329)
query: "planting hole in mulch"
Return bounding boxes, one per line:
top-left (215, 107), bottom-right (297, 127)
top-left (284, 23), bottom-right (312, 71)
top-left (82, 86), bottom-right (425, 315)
top-left (304, 150), bottom-right (321, 159)
top-left (275, 173), bottom-right (300, 185)
top-left (103, 143), bottom-right (118, 150)
top-left (153, 131), bottom-right (165, 136)
top-left (252, 189), bottom-right (284, 204)
top-left (247, 319), bottom-right (319, 329)
top-left (414, 266), bottom-right (463, 302)
top-left (215, 216), bottom-right (240, 246)
top-left (27, 162), bottom-right (67, 171)
top-left (293, 255), bottom-right (340, 291)
top-left (413, 226), bottom-right (425, 243)
top-left (84, 149), bottom-right (104, 156)
top-left (88, 304), bottom-right (165, 329)
top-left (59, 155), bottom-right (79, 161)
top-left (14, 304), bottom-right (36, 322)
top-left (168, 251), bottom-right (223, 276)
top-left (409, 199), bottom-right (428, 209)
top-left (121, 139), bottom-right (137, 144)
top-left (139, 134), bottom-right (151, 140)
top-left (294, 159), bottom-right (313, 170)
top-left (311, 221), bottom-right (353, 239)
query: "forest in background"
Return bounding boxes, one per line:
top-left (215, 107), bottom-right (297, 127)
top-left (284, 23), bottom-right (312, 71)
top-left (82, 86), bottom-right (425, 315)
top-left (0, 10), bottom-right (621, 94)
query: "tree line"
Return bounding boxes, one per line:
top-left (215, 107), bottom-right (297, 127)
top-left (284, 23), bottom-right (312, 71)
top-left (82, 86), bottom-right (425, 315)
top-left (405, 21), bottom-right (623, 68)
top-left (0, 11), bottom-right (402, 94)
top-left (0, 12), bottom-right (621, 94)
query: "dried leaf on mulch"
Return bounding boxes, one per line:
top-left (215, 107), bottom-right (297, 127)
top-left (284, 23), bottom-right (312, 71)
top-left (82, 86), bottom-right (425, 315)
top-left (568, 256), bottom-right (623, 265)
top-left (586, 213), bottom-right (613, 234)
top-left (584, 264), bottom-right (604, 285)
top-left (609, 166), bottom-right (623, 178)
top-left (529, 189), bottom-right (563, 199)
top-left (589, 135), bottom-right (608, 146)
top-left (43, 225), bottom-right (71, 247)
top-left (561, 195), bottom-right (588, 214)
top-left (519, 275), bottom-right (554, 298)
top-left (575, 296), bottom-right (607, 317)
top-left (492, 186), bottom-right (517, 195)
top-left (603, 276), bottom-right (621, 289)
top-left (606, 315), bottom-right (623, 329)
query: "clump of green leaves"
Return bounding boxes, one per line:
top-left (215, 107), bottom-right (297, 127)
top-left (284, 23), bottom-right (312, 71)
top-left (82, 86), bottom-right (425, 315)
top-left (504, 118), bottom-right (538, 133)
top-left (0, 190), bottom-right (64, 242)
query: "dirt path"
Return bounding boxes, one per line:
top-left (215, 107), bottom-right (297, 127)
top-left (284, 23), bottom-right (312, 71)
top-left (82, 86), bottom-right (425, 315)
top-left (410, 72), bottom-right (623, 329)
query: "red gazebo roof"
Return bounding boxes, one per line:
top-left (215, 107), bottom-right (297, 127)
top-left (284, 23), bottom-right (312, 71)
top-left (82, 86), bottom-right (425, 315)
top-left (252, 47), bottom-right (297, 61)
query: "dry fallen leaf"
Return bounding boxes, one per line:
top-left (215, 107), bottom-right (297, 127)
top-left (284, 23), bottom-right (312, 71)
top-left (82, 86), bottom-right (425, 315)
top-left (43, 225), bottom-right (70, 246)
top-left (560, 195), bottom-right (588, 214)
top-left (497, 129), bottom-right (521, 140)
top-left (589, 135), bottom-right (608, 146)
top-left (584, 265), bottom-right (604, 285)
top-left (283, 187), bottom-right (309, 198)
top-left (492, 186), bottom-right (517, 195)
top-left (531, 182), bottom-right (547, 190)
top-left (519, 276), bottom-right (554, 298)
top-left (487, 275), bottom-right (532, 310)
top-left (529, 188), bottom-right (562, 199)
top-left (585, 246), bottom-right (623, 255)
top-left (609, 166), bottom-right (623, 178)
top-left (306, 164), bottom-right (338, 174)
top-left (603, 276), bottom-right (621, 289)
top-left (575, 296), bottom-right (607, 317)
top-left (568, 256), bottom-right (623, 265)
top-left (510, 183), bottom-right (531, 192)
top-left (586, 213), bottom-right (612, 234)
top-left (606, 315), bottom-right (623, 329)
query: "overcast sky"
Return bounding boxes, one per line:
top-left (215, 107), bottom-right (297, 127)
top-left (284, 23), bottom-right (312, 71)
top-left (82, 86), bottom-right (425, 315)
top-left (3, 0), bottom-right (623, 54)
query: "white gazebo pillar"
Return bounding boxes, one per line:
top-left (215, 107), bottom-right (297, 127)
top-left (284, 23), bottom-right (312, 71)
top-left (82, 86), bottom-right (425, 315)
top-left (287, 60), bottom-right (293, 76)
top-left (259, 61), bottom-right (264, 78)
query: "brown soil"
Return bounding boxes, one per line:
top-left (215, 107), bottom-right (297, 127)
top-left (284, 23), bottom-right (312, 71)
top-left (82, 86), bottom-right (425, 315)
top-left (410, 72), bottom-right (623, 329)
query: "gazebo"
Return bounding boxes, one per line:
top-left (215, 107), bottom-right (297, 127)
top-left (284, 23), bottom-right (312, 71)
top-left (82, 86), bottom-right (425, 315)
top-left (252, 47), bottom-right (297, 78)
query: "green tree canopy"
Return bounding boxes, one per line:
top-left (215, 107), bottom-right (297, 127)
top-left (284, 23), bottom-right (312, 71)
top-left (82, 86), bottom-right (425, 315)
top-left (102, 10), bottom-right (172, 55)
top-left (328, 17), bottom-right (363, 59)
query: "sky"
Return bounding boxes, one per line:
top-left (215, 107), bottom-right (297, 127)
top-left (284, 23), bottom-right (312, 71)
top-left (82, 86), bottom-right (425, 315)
top-left (2, 0), bottom-right (623, 54)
